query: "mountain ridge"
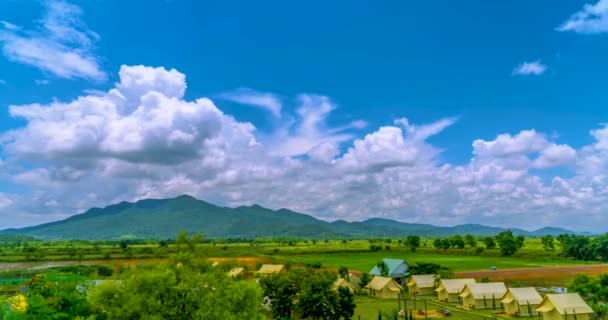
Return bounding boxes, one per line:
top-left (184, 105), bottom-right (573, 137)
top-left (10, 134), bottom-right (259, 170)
top-left (0, 195), bottom-right (587, 240)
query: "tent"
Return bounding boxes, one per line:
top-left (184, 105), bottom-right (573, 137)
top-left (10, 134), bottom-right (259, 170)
top-left (333, 278), bottom-right (358, 293)
top-left (364, 276), bottom-right (403, 299)
top-left (406, 275), bottom-right (435, 296)
top-left (536, 293), bottom-right (594, 320)
top-left (460, 282), bottom-right (507, 309)
top-left (435, 279), bottom-right (476, 302)
top-left (228, 267), bottom-right (245, 278)
top-left (501, 287), bottom-right (542, 316)
top-left (257, 264), bottom-right (285, 275)
top-left (369, 259), bottom-right (409, 281)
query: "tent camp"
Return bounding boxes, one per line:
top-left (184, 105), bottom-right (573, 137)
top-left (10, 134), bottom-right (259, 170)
top-left (228, 267), bottom-right (245, 278)
top-left (536, 293), bottom-right (594, 320)
top-left (460, 282), bottom-right (507, 309)
top-left (348, 273), bottom-right (361, 288)
top-left (435, 279), bottom-right (476, 302)
top-left (333, 278), bottom-right (358, 293)
top-left (257, 264), bottom-right (285, 275)
top-left (406, 275), bottom-right (436, 296)
top-left (501, 287), bottom-right (542, 316)
top-left (369, 259), bottom-right (409, 282)
top-left (364, 276), bottom-right (403, 299)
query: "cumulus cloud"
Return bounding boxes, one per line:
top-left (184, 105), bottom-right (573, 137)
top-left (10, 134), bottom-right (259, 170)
top-left (557, 0), bottom-right (608, 34)
top-left (512, 61), bottom-right (548, 76)
top-left (220, 88), bottom-right (282, 118)
top-left (1, 65), bottom-right (608, 232)
top-left (0, 0), bottom-right (105, 80)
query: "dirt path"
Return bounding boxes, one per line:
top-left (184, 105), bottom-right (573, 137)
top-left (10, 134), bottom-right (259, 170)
top-left (456, 264), bottom-right (608, 284)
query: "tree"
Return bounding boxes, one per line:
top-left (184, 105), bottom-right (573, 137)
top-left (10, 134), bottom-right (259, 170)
top-left (515, 235), bottom-right (526, 249)
top-left (338, 266), bottom-right (350, 281)
top-left (464, 234), bottom-right (477, 248)
top-left (440, 239), bottom-right (451, 250)
top-left (483, 237), bottom-right (496, 249)
top-left (541, 235), bottom-right (555, 251)
top-left (496, 230), bottom-right (518, 256)
top-left (359, 273), bottom-right (372, 291)
top-left (433, 238), bottom-right (442, 249)
top-left (449, 235), bottom-right (465, 249)
top-left (569, 274), bottom-right (608, 319)
top-left (376, 261), bottom-right (389, 277)
top-left (259, 274), bottom-right (299, 319)
top-left (404, 235), bottom-right (421, 252)
top-left (336, 287), bottom-right (356, 320)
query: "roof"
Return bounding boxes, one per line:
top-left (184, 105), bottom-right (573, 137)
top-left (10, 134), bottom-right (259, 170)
top-left (460, 282), bottom-right (507, 299)
top-left (228, 267), bottom-right (245, 277)
top-left (364, 276), bottom-right (403, 291)
top-left (407, 275), bottom-right (435, 288)
top-left (536, 293), bottom-right (594, 315)
top-left (369, 258), bottom-right (409, 278)
top-left (435, 279), bottom-right (476, 294)
top-left (334, 278), bottom-right (357, 291)
top-left (258, 264), bottom-right (284, 274)
top-left (501, 287), bottom-right (542, 305)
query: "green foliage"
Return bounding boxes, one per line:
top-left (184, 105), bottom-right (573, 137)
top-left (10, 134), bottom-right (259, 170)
top-left (359, 273), bottom-right (372, 290)
top-left (404, 236), bottom-right (421, 253)
top-left (569, 274), bottom-right (608, 319)
top-left (376, 261), bottom-right (389, 277)
top-left (338, 266), bottom-right (350, 280)
top-left (464, 234), bottom-right (477, 248)
top-left (541, 234), bottom-right (555, 251)
top-left (449, 235), bottom-right (465, 249)
top-left (483, 237), bottom-right (496, 249)
top-left (496, 231), bottom-right (519, 256)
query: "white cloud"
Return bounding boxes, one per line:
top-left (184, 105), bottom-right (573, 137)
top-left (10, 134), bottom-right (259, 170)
top-left (512, 61), bottom-right (548, 76)
top-left (35, 79), bottom-right (50, 85)
top-left (0, 0), bottom-right (105, 80)
top-left (220, 88), bottom-right (282, 118)
top-left (1, 65), bottom-right (608, 232)
top-left (557, 0), bottom-right (608, 34)
top-left (0, 21), bottom-right (20, 31)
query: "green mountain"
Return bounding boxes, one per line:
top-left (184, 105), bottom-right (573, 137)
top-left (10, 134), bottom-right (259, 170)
top-left (0, 195), bottom-right (583, 240)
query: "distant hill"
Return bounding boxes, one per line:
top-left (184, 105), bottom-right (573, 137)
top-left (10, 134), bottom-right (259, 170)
top-left (0, 195), bottom-right (586, 240)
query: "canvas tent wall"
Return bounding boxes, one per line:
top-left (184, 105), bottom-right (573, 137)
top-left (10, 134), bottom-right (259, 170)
top-left (460, 282), bottom-right (507, 309)
top-left (536, 293), bottom-right (593, 320)
top-left (501, 287), bottom-right (542, 316)
top-left (364, 276), bottom-right (403, 299)
top-left (435, 279), bottom-right (476, 302)
top-left (406, 275), bottom-right (435, 296)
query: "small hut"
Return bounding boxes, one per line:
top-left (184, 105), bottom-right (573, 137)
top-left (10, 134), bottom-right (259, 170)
top-left (228, 267), bottom-right (245, 278)
top-left (364, 276), bottom-right (403, 299)
top-left (406, 275), bottom-right (436, 296)
top-left (501, 287), bottom-right (542, 316)
top-left (369, 259), bottom-right (409, 283)
top-left (460, 282), bottom-right (507, 309)
top-left (536, 293), bottom-right (594, 320)
top-left (435, 279), bottom-right (476, 302)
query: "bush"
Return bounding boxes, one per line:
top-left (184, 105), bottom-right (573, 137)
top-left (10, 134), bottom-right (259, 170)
top-left (96, 265), bottom-right (113, 277)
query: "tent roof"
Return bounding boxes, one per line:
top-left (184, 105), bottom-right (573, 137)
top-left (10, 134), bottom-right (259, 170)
top-left (501, 287), bottom-right (542, 305)
top-left (407, 275), bottom-right (435, 288)
top-left (258, 264), bottom-right (284, 274)
top-left (334, 278), bottom-right (357, 291)
top-left (365, 276), bottom-right (403, 291)
top-left (536, 294), bottom-right (593, 315)
top-left (460, 282), bottom-right (507, 299)
top-left (435, 279), bottom-right (476, 293)
top-left (370, 258), bottom-right (408, 277)
top-left (228, 267), bottom-right (245, 277)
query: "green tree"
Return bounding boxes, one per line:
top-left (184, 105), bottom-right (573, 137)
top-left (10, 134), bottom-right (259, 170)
top-left (376, 261), bottom-right (389, 277)
top-left (338, 266), bottom-right (350, 281)
top-left (404, 236), bottom-right (421, 253)
top-left (449, 235), bottom-right (465, 249)
top-left (336, 287), bottom-right (356, 320)
top-left (496, 230), bottom-right (518, 256)
top-left (440, 239), bottom-right (451, 250)
top-left (464, 234), bottom-right (477, 248)
top-left (483, 237), bottom-right (496, 249)
top-left (432, 238), bottom-right (442, 249)
top-left (359, 273), bottom-right (372, 291)
top-left (541, 234), bottom-right (555, 251)
top-left (515, 235), bottom-right (526, 249)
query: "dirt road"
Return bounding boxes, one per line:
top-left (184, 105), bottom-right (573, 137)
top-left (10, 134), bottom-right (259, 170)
top-left (456, 264), bottom-right (608, 285)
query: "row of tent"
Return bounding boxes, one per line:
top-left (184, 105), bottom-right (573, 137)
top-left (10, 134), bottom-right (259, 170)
top-left (407, 275), bottom-right (594, 319)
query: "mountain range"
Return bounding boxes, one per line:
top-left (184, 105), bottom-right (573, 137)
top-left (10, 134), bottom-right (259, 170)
top-left (0, 195), bottom-right (583, 240)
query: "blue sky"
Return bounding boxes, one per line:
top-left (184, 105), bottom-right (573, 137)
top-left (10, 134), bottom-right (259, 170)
top-left (0, 0), bottom-right (607, 231)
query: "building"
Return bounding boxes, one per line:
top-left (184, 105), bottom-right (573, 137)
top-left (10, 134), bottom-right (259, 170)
top-left (536, 293), bottom-right (594, 320)
top-left (406, 275), bottom-right (436, 296)
top-left (228, 267), bottom-right (245, 278)
top-left (364, 276), bottom-right (403, 299)
top-left (348, 273), bottom-right (361, 289)
top-left (369, 258), bottom-right (409, 283)
top-left (333, 278), bottom-right (358, 294)
top-left (435, 279), bottom-right (476, 302)
top-left (460, 282), bottom-right (507, 309)
top-left (501, 287), bottom-right (542, 316)
top-left (257, 264), bottom-right (285, 275)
